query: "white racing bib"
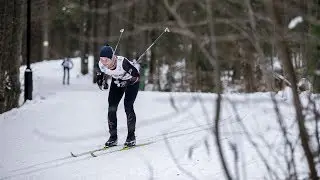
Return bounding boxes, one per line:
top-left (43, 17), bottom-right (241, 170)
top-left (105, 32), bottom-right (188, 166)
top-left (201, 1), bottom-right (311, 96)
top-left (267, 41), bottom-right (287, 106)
top-left (98, 56), bottom-right (138, 81)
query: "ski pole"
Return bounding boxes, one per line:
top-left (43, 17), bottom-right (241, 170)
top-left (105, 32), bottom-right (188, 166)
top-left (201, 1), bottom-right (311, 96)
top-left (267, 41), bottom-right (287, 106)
top-left (97, 29), bottom-right (124, 91)
top-left (113, 28), bottom-right (124, 57)
top-left (137, 27), bottom-right (170, 63)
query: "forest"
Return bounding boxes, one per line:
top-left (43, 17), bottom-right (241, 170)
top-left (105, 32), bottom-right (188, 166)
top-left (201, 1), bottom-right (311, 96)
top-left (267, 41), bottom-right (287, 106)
top-left (0, 0), bottom-right (319, 112)
top-left (1, 1), bottom-right (320, 179)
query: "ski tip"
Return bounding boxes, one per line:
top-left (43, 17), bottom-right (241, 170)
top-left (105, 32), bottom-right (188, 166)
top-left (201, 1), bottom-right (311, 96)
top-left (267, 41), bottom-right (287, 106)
top-left (90, 152), bottom-right (97, 157)
top-left (70, 152), bottom-right (77, 157)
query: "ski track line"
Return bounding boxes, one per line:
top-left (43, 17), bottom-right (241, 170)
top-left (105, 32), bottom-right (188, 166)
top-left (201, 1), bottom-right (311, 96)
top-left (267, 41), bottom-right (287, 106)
top-left (2, 115), bottom-right (243, 179)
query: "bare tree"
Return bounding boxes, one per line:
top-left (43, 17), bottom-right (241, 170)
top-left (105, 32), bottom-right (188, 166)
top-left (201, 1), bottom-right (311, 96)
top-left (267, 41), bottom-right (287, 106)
top-left (0, 0), bottom-right (23, 113)
top-left (264, 1), bottom-right (317, 179)
top-left (80, 0), bottom-right (89, 75)
top-left (42, 0), bottom-right (49, 61)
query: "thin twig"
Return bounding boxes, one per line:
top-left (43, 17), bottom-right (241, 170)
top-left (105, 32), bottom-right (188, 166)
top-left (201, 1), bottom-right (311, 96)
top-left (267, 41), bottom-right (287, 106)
top-left (227, 99), bottom-right (281, 180)
top-left (164, 136), bottom-right (198, 180)
top-left (270, 94), bottom-right (298, 179)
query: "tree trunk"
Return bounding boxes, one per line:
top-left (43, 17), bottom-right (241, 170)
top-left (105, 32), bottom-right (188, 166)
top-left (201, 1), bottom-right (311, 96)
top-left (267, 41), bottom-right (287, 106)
top-left (314, 58), bottom-right (320, 93)
top-left (92, 0), bottom-right (99, 83)
top-left (147, 0), bottom-right (157, 86)
top-left (80, 0), bottom-right (89, 75)
top-left (125, 1), bottom-right (135, 59)
top-left (243, 60), bottom-right (257, 92)
top-left (189, 42), bottom-right (200, 91)
top-left (266, 1), bottom-right (318, 179)
top-left (0, 0), bottom-right (23, 113)
top-left (105, 0), bottom-right (112, 37)
top-left (232, 60), bottom-right (241, 83)
top-left (42, 0), bottom-right (49, 60)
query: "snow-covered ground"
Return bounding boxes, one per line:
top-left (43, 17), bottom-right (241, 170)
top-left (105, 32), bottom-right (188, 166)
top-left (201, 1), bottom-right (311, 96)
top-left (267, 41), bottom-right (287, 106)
top-left (0, 57), bottom-right (319, 180)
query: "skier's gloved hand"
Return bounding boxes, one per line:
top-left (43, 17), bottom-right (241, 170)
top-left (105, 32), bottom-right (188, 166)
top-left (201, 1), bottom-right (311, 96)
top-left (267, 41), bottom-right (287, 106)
top-left (132, 59), bottom-right (141, 71)
top-left (115, 79), bottom-right (129, 87)
top-left (128, 76), bottom-right (139, 85)
top-left (103, 80), bottom-right (109, 89)
top-left (96, 72), bottom-right (104, 87)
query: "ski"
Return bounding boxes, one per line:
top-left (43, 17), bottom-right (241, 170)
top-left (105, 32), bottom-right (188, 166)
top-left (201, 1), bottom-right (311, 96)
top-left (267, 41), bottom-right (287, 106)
top-left (90, 142), bottom-right (153, 157)
top-left (70, 146), bottom-right (116, 157)
top-left (120, 143), bottom-right (150, 151)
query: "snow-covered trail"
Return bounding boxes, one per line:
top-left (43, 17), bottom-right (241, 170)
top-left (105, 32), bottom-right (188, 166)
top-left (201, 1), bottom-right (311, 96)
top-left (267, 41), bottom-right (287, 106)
top-left (0, 58), bottom-right (312, 180)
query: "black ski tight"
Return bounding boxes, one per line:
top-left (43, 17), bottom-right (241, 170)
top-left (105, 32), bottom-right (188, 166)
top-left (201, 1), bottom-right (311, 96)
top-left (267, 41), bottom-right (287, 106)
top-left (107, 79), bottom-right (139, 137)
top-left (63, 67), bottom-right (70, 84)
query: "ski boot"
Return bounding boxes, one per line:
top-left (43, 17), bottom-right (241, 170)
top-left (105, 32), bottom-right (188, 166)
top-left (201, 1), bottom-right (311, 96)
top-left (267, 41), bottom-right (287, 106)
top-left (124, 134), bottom-right (136, 147)
top-left (105, 135), bottom-right (118, 147)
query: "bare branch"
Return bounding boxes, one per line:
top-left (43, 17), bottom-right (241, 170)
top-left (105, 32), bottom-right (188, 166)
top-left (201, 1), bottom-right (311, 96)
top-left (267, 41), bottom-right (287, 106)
top-left (227, 98), bottom-right (281, 180)
top-left (270, 93), bottom-right (298, 179)
top-left (264, 0), bottom-right (318, 179)
top-left (164, 136), bottom-right (198, 180)
top-left (205, 0), bottom-right (232, 179)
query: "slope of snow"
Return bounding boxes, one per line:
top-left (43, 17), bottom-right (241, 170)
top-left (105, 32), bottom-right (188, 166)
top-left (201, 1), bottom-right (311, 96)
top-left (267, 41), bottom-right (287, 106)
top-left (0, 57), bottom-right (319, 180)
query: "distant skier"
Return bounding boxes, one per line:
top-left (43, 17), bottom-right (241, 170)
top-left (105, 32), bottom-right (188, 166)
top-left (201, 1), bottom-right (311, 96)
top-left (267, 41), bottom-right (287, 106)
top-left (97, 45), bottom-right (140, 147)
top-left (61, 57), bottom-right (74, 85)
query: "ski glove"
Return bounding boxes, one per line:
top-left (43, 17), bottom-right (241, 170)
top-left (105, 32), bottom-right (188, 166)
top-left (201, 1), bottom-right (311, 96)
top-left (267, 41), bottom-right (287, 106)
top-left (114, 77), bottom-right (139, 87)
top-left (102, 80), bottom-right (109, 90)
top-left (97, 72), bottom-right (103, 86)
top-left (129, 76), bottom-right (139, 85)
top-left (97, 72), bottom-right (109, 90)
top-left (114, 79), bottom-right (129, 87)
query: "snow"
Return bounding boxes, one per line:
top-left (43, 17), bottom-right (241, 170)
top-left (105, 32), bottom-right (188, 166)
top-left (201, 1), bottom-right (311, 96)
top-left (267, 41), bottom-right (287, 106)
top-left (272, 57), bottom-right (282, 71)
top-left (288, 16), bottom-right (303, 29)
top-left (277, 86), bottom-right (294, 103)
top-left (1, 57), bottom-right (319, 179)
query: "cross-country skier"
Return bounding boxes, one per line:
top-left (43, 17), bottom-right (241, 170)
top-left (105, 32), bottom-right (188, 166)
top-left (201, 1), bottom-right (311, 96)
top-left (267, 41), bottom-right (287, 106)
top-left (61, 57), bottom-right (73, 85)
top-left (96, 45), bottom-right (140, 147)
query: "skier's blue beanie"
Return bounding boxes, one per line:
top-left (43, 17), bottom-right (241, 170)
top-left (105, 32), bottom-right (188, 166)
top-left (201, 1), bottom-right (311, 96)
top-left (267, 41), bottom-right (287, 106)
top-left (100, 45), bottom-right (114, 59)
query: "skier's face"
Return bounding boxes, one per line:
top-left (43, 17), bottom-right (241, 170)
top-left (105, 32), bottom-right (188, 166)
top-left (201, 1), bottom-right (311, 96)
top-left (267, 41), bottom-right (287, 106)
top-left (100, 56), bottom-right (116, 69)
